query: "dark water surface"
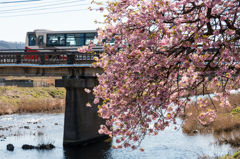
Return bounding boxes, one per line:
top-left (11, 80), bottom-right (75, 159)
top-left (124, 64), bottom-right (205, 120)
top-left (0, 113), bottom-right (237, 159)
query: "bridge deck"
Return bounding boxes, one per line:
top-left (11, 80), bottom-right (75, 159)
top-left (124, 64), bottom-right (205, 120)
top-left (0, 49), bottom-right (102, 77)
top-left (0, 49), bottom-right (100, 65)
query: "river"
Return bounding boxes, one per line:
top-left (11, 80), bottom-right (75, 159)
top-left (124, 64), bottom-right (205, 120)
top-left (0, 113), bottom-right (237, 159)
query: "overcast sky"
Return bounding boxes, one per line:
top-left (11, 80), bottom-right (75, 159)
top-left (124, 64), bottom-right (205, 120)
top-left (0, 0), bottom-right (106, 42)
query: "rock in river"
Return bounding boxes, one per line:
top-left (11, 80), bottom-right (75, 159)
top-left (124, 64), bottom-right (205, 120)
top-left (193, 130), bottom-right (198, 134)
top-left (7, 144), bottom-right (14, 151)
top-left (36, 144), bottom-right (55, 150)
top-left (22, 144), bottom-right (35, 150)
top-left (22, 144), bottom-right (55, 150)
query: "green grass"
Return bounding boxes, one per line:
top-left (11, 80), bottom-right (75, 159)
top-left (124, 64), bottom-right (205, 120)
top-left (231, 107), bottom-right (240, 115)
top-left (0, 86), bottom-right (66, 103)
top-left (48, 89), bottom-right (65, 99)
top-left (0, 86), bottom-right (66, 115)
top-left (233, 151), bottom-right (240, 158)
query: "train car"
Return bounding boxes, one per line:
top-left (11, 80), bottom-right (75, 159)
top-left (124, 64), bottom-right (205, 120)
top-left (25, 29), bottom-right (102, 51)
top-left (25, 29), bottom-right (103, 60)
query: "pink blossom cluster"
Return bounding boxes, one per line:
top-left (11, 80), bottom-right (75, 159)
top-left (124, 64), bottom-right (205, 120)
top-left (80, 0), bottom-right (240, 151)
top-left (197, 109), bottom-right (217, 125)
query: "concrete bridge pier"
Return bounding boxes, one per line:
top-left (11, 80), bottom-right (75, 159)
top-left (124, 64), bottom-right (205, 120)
top-left (56, 78), bottom-right (108, 147)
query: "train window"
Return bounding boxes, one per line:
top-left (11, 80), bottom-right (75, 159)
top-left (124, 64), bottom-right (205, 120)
top-left (74, 33), bottom-right (84, 38)
top-left (47, 34), bottom-right (65, 46)
top-left (29, 34), bottom-right (36, 46)
top-left (38, 35), bottom-right (44, 45)
top-left (85, 33), bottom-right (97, 45)
top-left (86, 33), bottom-right (96, 37)
top-left (66, 34), bottom-right (84, 46)
top-left (45, 33), bottom-right (97, 46)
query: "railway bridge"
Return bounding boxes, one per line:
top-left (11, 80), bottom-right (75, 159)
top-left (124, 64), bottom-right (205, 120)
top-left (0, 49), bottom-right (108, 147)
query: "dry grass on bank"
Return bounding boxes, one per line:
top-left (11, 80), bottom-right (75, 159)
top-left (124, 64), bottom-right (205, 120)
top-left (0, 86), bottom-right (66, 115)
top-left (182, 91), bottom-right (240, 149)
top-left (182, 93), bottom-right (240, 134)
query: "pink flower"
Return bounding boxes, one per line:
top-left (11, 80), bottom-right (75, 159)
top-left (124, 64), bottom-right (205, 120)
top-left (213, 30), bottom-right (220, 36)
top-left (209, 118), bottom-right (214, 122)
top-left (86, 102), bottom-right (91, 107)
top-left (212, 97), bottom-right (219, 101)
top-left (84, 88), bottom-right (91, 93)
top-left (116, 139), bottom-right (121, 143)
top-left (94, 98), bottom-right (100, 104)
top-left (98, 129), bottom-right (103, 134)
top-left (99, 7), bottom-right (104, 12)
top-left (198, 113), bottom-right (206, 119)
top-left (131, 145), bottom-right (137, 150)
top-left (220, 16), bottom-right (226, 21)
top-left (140, 148), bottom-right (144, 152)
top-left (117, 145), bottom-right (123, 149)
top-left (124, 143), bottom-right (131, 148)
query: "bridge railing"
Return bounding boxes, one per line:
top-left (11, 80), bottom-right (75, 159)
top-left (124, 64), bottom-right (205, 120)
top-left (0, 49), bottom-right (100, 65)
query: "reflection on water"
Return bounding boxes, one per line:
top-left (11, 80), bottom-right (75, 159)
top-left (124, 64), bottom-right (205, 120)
top-left (64, 141), bottom-right (112, 159)
top-left (0, 113), bottom-right (238, 159)
top-left (213, 129), bottom-right (240, 147)
top-left (214, 129), bottom-right (240, 140)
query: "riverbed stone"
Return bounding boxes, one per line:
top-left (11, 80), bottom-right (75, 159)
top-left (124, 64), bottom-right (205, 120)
top-left (36, 144), bottom-right (55, 150)
top-left (7, 144), bottom-right (14, 151)
top-left (22, 144), bottom-right (35, 149)
top-left (193, 130), bottom-right (198, 134)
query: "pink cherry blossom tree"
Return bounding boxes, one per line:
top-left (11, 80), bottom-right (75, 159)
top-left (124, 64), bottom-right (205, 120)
top-left (80, 0), bottom-right (240, 151)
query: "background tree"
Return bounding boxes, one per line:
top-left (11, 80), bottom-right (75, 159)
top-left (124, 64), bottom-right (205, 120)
top-left (80, 0), bottom-right (240, 151)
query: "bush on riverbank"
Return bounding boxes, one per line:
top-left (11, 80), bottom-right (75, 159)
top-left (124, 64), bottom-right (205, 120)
top-left (0, 86), bottom-right (66, 115)
top-left (182, 92), bottom-right (240, 134)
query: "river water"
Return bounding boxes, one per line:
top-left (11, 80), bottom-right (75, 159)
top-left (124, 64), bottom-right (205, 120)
top-left (0, 113), bottom-right (237, 159)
